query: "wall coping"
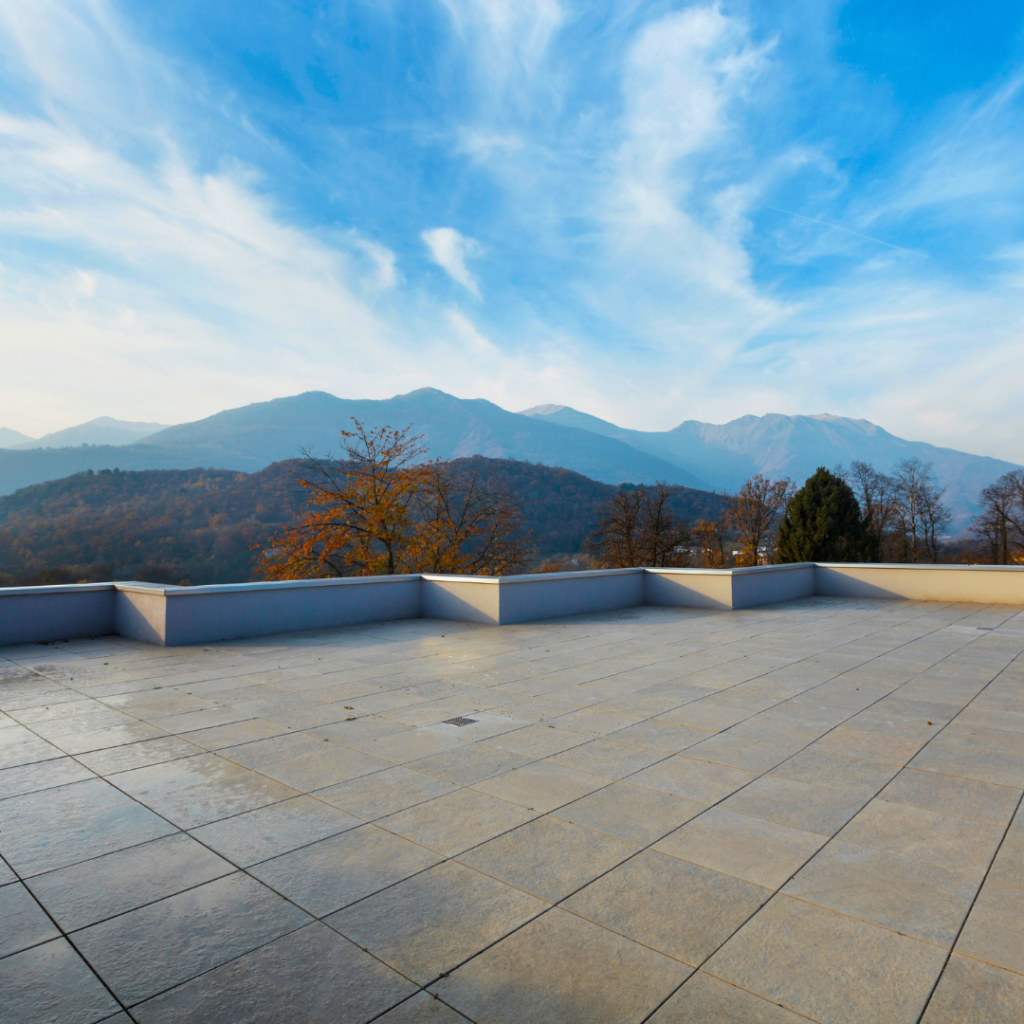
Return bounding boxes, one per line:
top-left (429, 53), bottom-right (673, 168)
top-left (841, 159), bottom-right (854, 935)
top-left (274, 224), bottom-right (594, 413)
top-left (2, 562), bottom-right (1022, 649)
top-left (3, 560), bottom-right (1021, 601)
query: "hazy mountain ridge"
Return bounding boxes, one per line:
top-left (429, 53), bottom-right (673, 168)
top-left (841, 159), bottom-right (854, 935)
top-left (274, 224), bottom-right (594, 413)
top-left (0, 427), bottom-right (35, 447)
top-left (1, 389), bottom-right (1017, 530)
top-left (520, 406), bottom-right (1020, 528)
top-left (1, 417), bottom-right (169, 450)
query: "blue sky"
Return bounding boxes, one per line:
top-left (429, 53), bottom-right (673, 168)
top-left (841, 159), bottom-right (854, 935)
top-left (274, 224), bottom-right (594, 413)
top-left (1, 1), bottom-right (1023, 461)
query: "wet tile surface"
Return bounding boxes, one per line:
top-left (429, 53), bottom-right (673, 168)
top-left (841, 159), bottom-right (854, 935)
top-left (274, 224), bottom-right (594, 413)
top-left (2, 597), bottom-right (1023, 1021)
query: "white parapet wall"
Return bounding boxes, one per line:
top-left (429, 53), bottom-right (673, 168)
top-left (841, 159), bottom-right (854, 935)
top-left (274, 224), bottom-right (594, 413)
top-left (814, 563), bottom-right (1024, 604)
top-left (1, 563), bottom-right (1022, 648)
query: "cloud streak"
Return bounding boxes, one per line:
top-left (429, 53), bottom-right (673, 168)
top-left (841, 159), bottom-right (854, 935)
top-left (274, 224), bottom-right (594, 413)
top-left (421, 227), bottom-right (484, 297)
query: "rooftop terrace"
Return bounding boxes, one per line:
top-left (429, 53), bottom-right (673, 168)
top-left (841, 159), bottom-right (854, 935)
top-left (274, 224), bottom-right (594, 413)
top-left (1, 596), bottom-right (1023, 1023)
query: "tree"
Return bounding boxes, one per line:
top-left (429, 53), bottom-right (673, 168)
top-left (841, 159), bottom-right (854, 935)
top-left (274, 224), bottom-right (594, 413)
top-left (258, 421), bottom-right (529, 579)
top-left (725, 474), bottom-right (794, 565)
top-left (776, 467), bottom-right (870, 563)
top-left (891, 458), bottom-right (950, 562)
top-left (412, 461), bottom-right (529, 574)
top-left (586, 483), bottom-right (689, 568)
top-left (971, 470), bottom-right (1024, 564)
top-left (690, 517), bottom-right (729, 568)
top-left (846, 460), bottom-right (898, 561)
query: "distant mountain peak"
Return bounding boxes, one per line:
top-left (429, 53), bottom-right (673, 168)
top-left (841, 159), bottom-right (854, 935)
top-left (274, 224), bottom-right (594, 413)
top-left (8, 417), bottom-right (169, 450)
top-left (519, 404), bottom-right (570, 416)
top-left (0, 426), bottom-right (36, 448)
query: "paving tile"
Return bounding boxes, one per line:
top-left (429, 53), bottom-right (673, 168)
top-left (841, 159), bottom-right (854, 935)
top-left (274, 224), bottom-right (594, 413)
top-left (547, 737), bottom-right (664, 779)
top-left (223, 733), bottom-right (391, 790)
top-left (373, 992), bottom-right (472, 1023)
top-left (0, 881), bottom-right (60, 957)
top-left (74, 872), bottom-right (311, 1006)
top-left (989, 826), bottom-right (1024, 889)
top-left (308, 714), bottom-right (414, 751)
top-left (316, 765), bottom-right (458, 819)
top-left (0, 778), bottom-right (176, 876)
top-left (907, 741), bottom-right (1024, 788)
top-left (188, 795), bottom-right (361, 866)
top-left (30, 711), bottom-right (168, 755)
top-left (112, 753), bottom-right (300, 830)
top-left (920, 953), bottom-right (1024, 1024)
top-left (74, 736), bottom-right (203, 775)
top-left (630, 756), bottom-right (757, 804)
top-left (719, 774), bottom-right (866, 836)
top-left (837, 798), bottom-right (1003, 876)
top-left (180, 718), bottom-right (289, 751)
top-left (149, 707), bottom-right (256, 734)
top-left (0, 938), bottom-right (121, 1024)
top-left (472, 761), bottom-right (607, 812)
top-left (660, 694), bottom-right (778, 732)
top-left (705, 894), bottom-right (948, 1024)
top-left (782, 840), bottom-right (980, 946)
top-left (878, 766), bottom-right (1022, 826)
top-left (248, 823), bottom-right (442, 915)
top-left (552, 781), bottom-right (706, 845)
top-left (430, 906), bottom-right (690, 1024)
top-left (609, 719), bottom-right (712, 753)
top-left (482, 723), bottom-right (587, 758)
top-left (553, 707), bottom-right (643, 736)
top-left (768, 749), bottom-right (898, 797)
top-left (362, 729), bottom-right (466, 763)
top-left (648, 970), bottom-right (810, 1023)
top-left (0, 725), bottom-right (64, 770)
top-left (131, 922), bottom-right (416, 1024)
top-left (406, 744), bottom-right (531, 785)
top-left (328, 860), bottom-right (546, 983)
top-left (810, 726), bottom-right (925, 766)
top-left (954, 879), bottom-right (1024, 974)
top-left (382, 789), bottom-right (537, 856)
top-left (682, 733), bottom-right (795, 773)
top-left (655, 808), bottom-right (826, 890)
top-left (564, 850), bottom-right (770, 965)
top-left (26, 832), bottom-right (233, 931)
top-left (0, 755), bottom-right (95, 799)
top-left (939, 721), bottom-right (1024, 758)
top-left (458, 815), bottom-right (637, 902)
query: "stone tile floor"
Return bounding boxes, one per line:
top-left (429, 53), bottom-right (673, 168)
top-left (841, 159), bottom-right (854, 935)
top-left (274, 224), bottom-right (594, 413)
top-left (1, 596), bottom-right (1023, 1023)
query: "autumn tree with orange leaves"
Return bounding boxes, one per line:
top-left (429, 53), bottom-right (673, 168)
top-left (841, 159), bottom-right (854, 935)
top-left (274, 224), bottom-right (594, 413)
top-left (256, 421), bottom-right (529, 579)
top-left (725, 474), bottom-right (795, 566)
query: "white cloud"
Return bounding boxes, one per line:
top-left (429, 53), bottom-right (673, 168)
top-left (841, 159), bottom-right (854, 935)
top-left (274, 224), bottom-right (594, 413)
top-left (439, 0), bottom-right (563, 85)
top-left (421, 227), bottom-right (484, 297)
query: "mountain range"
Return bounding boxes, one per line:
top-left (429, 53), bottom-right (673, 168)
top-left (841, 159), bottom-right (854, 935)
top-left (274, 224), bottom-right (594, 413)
top-left (0, 389), bottom-right (1018, 529)
top-left (0, 417), bottom-right (168, 450)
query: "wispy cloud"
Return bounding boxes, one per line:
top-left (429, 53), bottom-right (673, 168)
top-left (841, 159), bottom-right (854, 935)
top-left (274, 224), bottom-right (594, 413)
top-left (421, 227), bottom-right (484, 297)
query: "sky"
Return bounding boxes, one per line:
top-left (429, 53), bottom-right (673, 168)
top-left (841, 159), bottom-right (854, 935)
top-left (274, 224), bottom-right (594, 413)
top-left (1, 1), bottom-right (1022, 461)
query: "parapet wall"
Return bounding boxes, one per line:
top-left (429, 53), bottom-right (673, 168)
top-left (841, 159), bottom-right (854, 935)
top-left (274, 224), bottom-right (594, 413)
top-left (1, 563), bottom-right (1021, 648)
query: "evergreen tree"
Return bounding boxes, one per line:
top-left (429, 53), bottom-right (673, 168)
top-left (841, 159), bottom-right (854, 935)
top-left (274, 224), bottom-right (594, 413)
top-left (777, 467), bottom-right (871, 563)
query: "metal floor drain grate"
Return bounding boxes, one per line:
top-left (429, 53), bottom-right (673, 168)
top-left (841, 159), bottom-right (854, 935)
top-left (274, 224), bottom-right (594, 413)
top-left (443, 716), bottom-right (478, 727)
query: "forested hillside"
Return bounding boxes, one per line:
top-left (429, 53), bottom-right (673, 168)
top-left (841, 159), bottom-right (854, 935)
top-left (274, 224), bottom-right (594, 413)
top-left (0, 457), bottom-right (727, 586)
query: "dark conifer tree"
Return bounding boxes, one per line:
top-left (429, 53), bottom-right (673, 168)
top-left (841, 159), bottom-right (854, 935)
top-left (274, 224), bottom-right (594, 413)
top-left (777, 467), bottom-right (871, 563)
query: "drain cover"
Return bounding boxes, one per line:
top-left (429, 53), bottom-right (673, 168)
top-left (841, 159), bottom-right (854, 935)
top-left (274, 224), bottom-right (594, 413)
top-left (443, 716), bottom-right (478, 727)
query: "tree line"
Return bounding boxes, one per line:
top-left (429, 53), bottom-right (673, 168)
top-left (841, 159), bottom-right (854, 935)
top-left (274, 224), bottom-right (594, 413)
top-left (258, 423), bottom-right (976, 578)
top-left (583, 457), bottom-right (960, 569)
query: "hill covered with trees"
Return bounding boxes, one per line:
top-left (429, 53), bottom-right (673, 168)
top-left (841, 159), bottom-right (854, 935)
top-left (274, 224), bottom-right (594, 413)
top-left (0, 458), bottom-right (727, 586)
